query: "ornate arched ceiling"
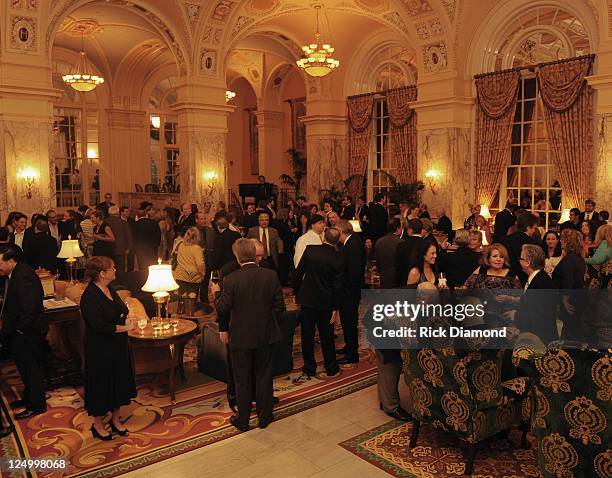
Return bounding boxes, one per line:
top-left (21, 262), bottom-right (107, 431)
top-left (191, 0), bottom-right (455, 81)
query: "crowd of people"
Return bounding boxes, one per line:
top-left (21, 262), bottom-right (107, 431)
top-left (0, 190), bottom-right (610, 437)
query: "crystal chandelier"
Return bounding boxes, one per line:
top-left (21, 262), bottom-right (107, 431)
top-left (296, 5), bottom-right (339, 78)
top-left (225, 90), bottom-right (236, 102)
top-left (62, 28), bottom-right (104, 92)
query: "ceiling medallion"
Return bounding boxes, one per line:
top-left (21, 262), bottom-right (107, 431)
top-left (296, 5), bottom-right (339, 78)
top-left (62, 25), bottom-right (104, 92)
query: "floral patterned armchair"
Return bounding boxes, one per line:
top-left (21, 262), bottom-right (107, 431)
top-left (402, 347), bottom-right (529, 475)
top-left (514, 342), bottom-right (612, 478)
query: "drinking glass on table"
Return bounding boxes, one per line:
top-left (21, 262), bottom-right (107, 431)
top-left (137, 318), bottom-right (147, 335)
top-left (170, 313), bottom-right (180, 331)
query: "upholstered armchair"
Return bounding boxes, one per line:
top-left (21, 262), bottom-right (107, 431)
top-left (514, 342), bottom-right (611, 478)
top-left (402, 347), bottom-right (529, 475)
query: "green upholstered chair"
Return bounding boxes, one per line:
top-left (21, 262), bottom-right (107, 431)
top-left (513, 341), bottom-right (612, 478)
top-left (402, 347), bottom-right (529, 475)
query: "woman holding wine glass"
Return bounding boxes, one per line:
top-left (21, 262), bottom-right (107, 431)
top-left (80, 256), bottom-right (136, 440)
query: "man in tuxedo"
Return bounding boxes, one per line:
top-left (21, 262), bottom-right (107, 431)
top-left (25, 220), bottom-right (59, 274)
top-left (133, 207), bottom-right (161, 271)
top-left (507, 244), bottom-right (558, 344)
top-left (438, 229), bottom-right (482, 289)
top-left (195, 212), bottom-right (216, 303)
top-left (45, 210), bottom-right (63, 248)
top-left (242, 203), bottom-right (259, 229)
top-left (435, 207), bottom-right (453, 238)
top-left (369, 193), bottom-right (389, 242)
top-left (340, 196), bottom-right (356, 220)
top-left (246, 213), bottom-right (283, 269)
top-left (98, 193), bottom-right (115, 218)
top-left (580, 199), bottom-right (600, 223)
top-left (374, 218), bottom-right (404, 289)
top-left (214, 239), bottom-right (285, 431)
top-left (492, 203), bottom-right (517, 243)
top-left (0, 244), bottom-right (47, 419)
top-left (211, 216), bottom-right (242, 271)
top-left (395, 218), bottom-right (424, 287)
top-left (293, 228), bottom-right (345, 377)
top-left (22, 214), bottom-right (43, 253)
top-left (336, 220), bottom-right (366, 364)
top-left (176, 203), bottom-right (196, 235)
top-left (502, 213), bottom-right (541, 284)
top-left (119, 207), bottom-right (134, 271)
top-left (560, 208), bottom-right (581, 231)
top-left (106, 206), bottom-right (132, 273)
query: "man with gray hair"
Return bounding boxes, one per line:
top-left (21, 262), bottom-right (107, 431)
top-left (335, 220), bottom-right (366, 364)
top-left (215, 238), bottom-right (285, 431)
top-left (506, 244), bottom-right (558, 344)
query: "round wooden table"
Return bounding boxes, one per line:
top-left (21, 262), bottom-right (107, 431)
top-left (128, 319), bottom-right (197, 402)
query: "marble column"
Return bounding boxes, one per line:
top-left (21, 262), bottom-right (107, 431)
top-left (254, 110), bottom-right (284, 185)
top-left (174, 81), bottom-right (232, 210)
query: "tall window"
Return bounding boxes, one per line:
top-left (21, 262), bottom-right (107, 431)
top-left (368, 98), bottom-right (395, 200)
top-left (499, 76), bottom-right (562, 228)
top-left (149, 79), bottom-right (179, 193)
top-left (52, 61), bottom-right (99, 207)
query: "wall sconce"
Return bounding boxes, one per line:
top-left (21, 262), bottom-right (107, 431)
top-left (18, 167), bottom-right (38, 199)
top-left (424, 169), bottom-right (441, 194)
top-left (203, 170), bottom-right (219, 197)
top-left (150, 115), bottom-right (161, 129)
top-left (225, 90), bottom-right (236, 102)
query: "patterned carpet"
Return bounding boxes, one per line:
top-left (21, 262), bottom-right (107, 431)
top-left (0, 303), bottom-right (377, 478)
top-left (340, 421), bottom-right (541, 478)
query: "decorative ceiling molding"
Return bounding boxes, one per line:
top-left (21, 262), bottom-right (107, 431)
top-left (182, 2), bottom-right (203, 35)
top-left (58, 18), bottom-right (102, 36)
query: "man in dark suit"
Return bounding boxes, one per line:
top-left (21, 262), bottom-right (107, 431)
top-left (438, 229), bottom-right (482, 288)
top-left (435, 207), bottom-right (453, 238)
top-left (246, 213), bottom-right (283, 269)
top-left (106, 206), bottom-right (132, 273)
top-left (560, 208), bottom-right (581, 231)
top-left (98, 193), bottom-right (115, 218)
top-left (340, 196), bottom-right (356, 221)
top-left (580, 199), bottom-right (600, 223)
top-left (163, 198), bottom-right (180, 224)
top-left (502, 213), bottom-right (541, 284)
top-left (293, 228), bottom-right (345, 377)
top-left (492, 203), bottom-right (517, 243)
top-left (211, 216), bottom-right (242, 271)
top-left (509, 244), bottom-right (558, 344)
top-left (369, 193), bottom-right (389, 242)
top-left (214, 239), bottom-right (285, 431)
top-left (242, 203), bottom-right (259, 229)
top-left (0, 244), bottom-right (47, 419)
top-left (336, 220), bottom-right (366, 364)
top-left (176, 203), bottom-right (196, 235)
top-left (374, 218), bottom-right (404, 289)
top-left (25, 220), bottom-right (59, 274)
top-left (396, 218), bottom-right (424, 287)
top-left (133, 207), bottom-right (161, 271)
top-left (195, 212), bottom-right (217, 303)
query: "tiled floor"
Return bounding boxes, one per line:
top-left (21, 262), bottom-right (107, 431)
top-left (122, 385), bottom-right (397, 478)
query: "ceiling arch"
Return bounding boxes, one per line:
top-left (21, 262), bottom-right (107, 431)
top-left (46, 0), bottom-right (191, 76)
top-left (195, 0), bottom-right (453, 81)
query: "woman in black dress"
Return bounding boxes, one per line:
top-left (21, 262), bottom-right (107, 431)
top-left (91, 211), bottom-right (115, 257)
top-left (80, 256), bottom-right (136, 440)
top-left (552, 229), bottom-right (586, 340)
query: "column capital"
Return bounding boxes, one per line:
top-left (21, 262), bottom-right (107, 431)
top-left (254, 109), bottom-right (284, 128)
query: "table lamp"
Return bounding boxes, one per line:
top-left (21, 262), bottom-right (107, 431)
top-left (142, 259), bottom-right (179, 322)
top-left (57, 237), bottom-right (84, 283)
top-left (559, 208), bottom-right (571, 223)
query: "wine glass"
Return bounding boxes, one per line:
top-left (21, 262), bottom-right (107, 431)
top-left (137, 318), bottom-right (147, 335)
top-left (171, 313), bottom-right (180, 331)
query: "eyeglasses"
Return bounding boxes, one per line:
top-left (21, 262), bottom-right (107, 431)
top-left (104, 267), bottom-right (117, 272)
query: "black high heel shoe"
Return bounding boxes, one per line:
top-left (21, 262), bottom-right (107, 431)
top-left (90, 424), bottom-right (113, 441)
top-left (109, 420), bottom-right (129, 437)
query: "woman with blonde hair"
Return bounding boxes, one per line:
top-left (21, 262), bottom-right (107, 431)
top-left (586, 224), bottom-right (612, 266)
top-left (173, 226), bottom-right (205, 295)
top-left (553, 228), bottom-right (586, 339)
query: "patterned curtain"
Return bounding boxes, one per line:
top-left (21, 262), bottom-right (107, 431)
top-left (474, 70), bottom-right (521, 207)
top-left (387, 85), bottom-right (418, 183)
top-left (537, 55), bottom-right (594, 208)
top-left (347, 93), bottom-right (375, 198)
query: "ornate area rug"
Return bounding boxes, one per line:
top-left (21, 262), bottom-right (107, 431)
top-left (340, 421), bottom-right (541, 478)
top-left (0, 307), bottom-right (376, 477)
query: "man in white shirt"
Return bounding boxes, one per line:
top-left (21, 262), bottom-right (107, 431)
top-left (46, 209), bottom-right (61, 247)
top-left (580, 199), bottom-right (599, 222)
top-left (293, 214), bottom-right (326, 268)
top-left (11, 214), bottom-right (27, 250)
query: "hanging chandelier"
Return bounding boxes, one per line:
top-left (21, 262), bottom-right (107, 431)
top-left (225, 90), bottom-right (236, 102)
top-left (62, 28), bottom-right (104, 92)
top-left (296, 5), bottom-right (339, 78)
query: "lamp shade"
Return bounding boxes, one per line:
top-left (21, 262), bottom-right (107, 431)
top-left (57, 239), bottom-right (84, 259)
top-left (559, 208), bottom-right (571, 223)
top-left (142, 262), bottom-right (179, 294)
top-left (480, 204), bottom-right (492, 219)
top-left (349, 219), bottom-right (362, 233)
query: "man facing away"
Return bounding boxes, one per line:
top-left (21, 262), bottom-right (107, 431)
top-left (293, 227), bottom-right (345, 378)
top-left (215, 239), bottom-right (285, 431)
